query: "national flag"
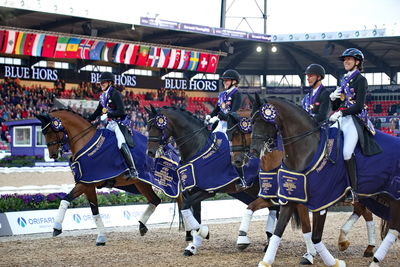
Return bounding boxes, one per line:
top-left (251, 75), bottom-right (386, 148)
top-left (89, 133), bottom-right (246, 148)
top-left (2, 30), bottom-right (18, 54)
top-left (157, 48), bottom-right (171, 68)
top-left (146, 47), bottom-right (161, 67)
top-left (53, 37), bottom-right (70, 58)
top-left (206, 54), bottom-right (219, 73)
top-left (78, 39), bottom-right (93, 59)
top-left (187, 51), bottom-right (200, 71)
top-left (196, 53), bottom-right (210, 72)
top-left (23, 33), bottom-right (36, 55)
top-left (14, 32), bottom-right (27, 55)
top-left (65, 38), bottom-right (81, 58)
top-left (89, 41), bottom-right (105, 61)
top-left (136, 45), bottom-right (150, 66)
top-left (114, 43), bottom-right (128, 63)
top-left (124, 44), bottom-right (139, 65)
top-left (101, 42), bottom-right (116, 62)
top-left (0, 30), bottom-right (5, 52)
top-left (31, 34), bottom-right (45, 57)
top-left (167, 49), bottom-right (181, 69)
top-left (41, 35), bottom-right (58, 58)
top-left (178, 50), bottom-right (191, 70)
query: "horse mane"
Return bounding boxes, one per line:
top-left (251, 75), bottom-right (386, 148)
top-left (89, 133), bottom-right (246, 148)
top-left (50, 108), bottom-right (85, 119)
top-left (266, 96), bottom-right (316, 126)
top-left (160, 106), bottom-right (205, 127)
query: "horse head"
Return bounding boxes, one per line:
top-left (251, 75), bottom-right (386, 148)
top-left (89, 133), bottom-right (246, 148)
top-left (226, 110), bottom-right (252, 168)
top-left (35, 112), bottom-right (67, 159)
top-left (145, 105), bottom-right (209, 161)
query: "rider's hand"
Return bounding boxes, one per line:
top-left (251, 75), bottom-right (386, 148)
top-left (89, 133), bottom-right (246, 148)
top-left (329, 111), bottom-right (342, 122)
top-left (100, 114), bottom-right (108, 121)
top-left (329, 87), bottom-right (342, 101)
top-left (204, 115), bottom-right (211, 124)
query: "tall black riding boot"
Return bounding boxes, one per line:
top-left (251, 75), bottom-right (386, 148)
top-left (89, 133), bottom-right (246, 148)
top-left (344, 156), bottom-right (358, 203)
top-left (120, 143), bottom-right (139, 179)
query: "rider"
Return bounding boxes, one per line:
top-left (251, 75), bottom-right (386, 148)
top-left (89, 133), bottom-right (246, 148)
top-left (205, 69), bottom-right (246, 190)
top-left (302, 64), bottom-right (330, 124)
top-left (88, 72), bottom-right (138, 179)
top-left (328, 48), bottom-right (382, 201)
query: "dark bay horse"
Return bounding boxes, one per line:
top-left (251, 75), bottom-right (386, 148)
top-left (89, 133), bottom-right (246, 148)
top-left (227, 110), bottom-right (316, 265)
top-left (35, 110), bottom-right (169, 245)
top-left (228, 109), bottom-right (377, 259)
top-left (250, 95), bottom-right (400, 267)
top-left (145, 105), bottom-right (259, 256)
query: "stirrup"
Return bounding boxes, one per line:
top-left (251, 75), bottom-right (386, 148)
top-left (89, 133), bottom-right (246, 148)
top-left (350, 190), bottom-right (359, 204)
top-left (126, 168), bottom-right (139, 179)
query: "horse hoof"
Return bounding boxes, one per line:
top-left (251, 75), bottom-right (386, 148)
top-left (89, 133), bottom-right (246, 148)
top-left (183, 249), bottom-right (194, 256)
top-left (369, 261), bottom-right (379, 267)
top-left (299, 252), bottom-right (314, 265)
top-left (338, 240), bottom-right (350, 251)
top-left (258, 261), bottom-right (272, 267)
top-left (96, 242), bottom-right (106, 246)
top-left (236, 235), bottom-right (251, 251)
top-left (96, 235), bottom-right (106, 246)
top-left (335, 259), bottom-right (346, 267)
top-left (139, 221), bottom-right (148, 236)
top-left (53, 228), bottom-right (62, 237)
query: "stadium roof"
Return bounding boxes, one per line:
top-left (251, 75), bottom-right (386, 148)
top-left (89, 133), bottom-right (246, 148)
top-left (1, 6), bottom-right (399, 82)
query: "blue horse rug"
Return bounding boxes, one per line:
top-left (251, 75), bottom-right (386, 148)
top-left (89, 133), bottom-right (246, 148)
top-left (277, 128), bottom-right (400, 216)
top-left (258, 167), bottom-right (280, 205)
top-left (70, 129), bottom-right (152, 184)
top-left (177, 132), bottom-right (259, 192)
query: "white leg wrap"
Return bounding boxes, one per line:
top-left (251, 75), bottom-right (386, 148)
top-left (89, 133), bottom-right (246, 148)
top-left (262, 235), bottom-right (281, 264)
top-left (93, 214), bottom-right (105, 236)
top-left (53, 200), bottom-right (70, 229)
top-left (366, 221), bottom-right (376, 246)
top-left (341, 213), bottom-right (360, 234)
top-left (181, 209), bottom-right (200, 231)
top-left (139, 203), bottom-right (157, 224)
top-left (239, 209), bottom-right (253, 233)
top-left (303, 232), bottom-right (316, 256)
top-left (314, 241), bottom-right (336, 266)
top-left (265, 210), bottom-right (277, 234)
top-left (192, 231), bottom-right (203, 247)
top-left (373, 229), bottom-right (399, 262)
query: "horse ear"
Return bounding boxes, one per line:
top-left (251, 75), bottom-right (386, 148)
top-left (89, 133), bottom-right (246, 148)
top-left (247, 93), bottom-right (255, 105)
top-left (144, 106), bottom-right (151, 115)
top-left (34, 113), bottom-right (50, 125)
top-left (255, 93), bottom-right (262, 106)
top-left (150, 104), bottom-right (157, 115)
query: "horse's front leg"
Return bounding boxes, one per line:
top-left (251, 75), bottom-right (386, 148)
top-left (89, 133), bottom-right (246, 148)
top-left (83, 185), bottom-right (107, 246)
top-left (53, 184), bottom-right (86, 237)
top-left (237, 197), bottom-right (272, 251)
top-left (258, 202), bottom-right (296, 267)
top-left (313, 210), bottom-right (345, 267)
top-left (181, 189), bottom-right (214, 256)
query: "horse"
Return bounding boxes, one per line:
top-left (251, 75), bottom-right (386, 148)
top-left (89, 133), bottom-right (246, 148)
top-left (145, 105), bottom-right (260, 256)
top-left (35, 109), bottom-right (172, 246)
top-left (227, 110), bottom-right (316, 265)
top-left (249, 95), bottom-right (400, 267)
top-left (228, 109), bottom-right (377, 258)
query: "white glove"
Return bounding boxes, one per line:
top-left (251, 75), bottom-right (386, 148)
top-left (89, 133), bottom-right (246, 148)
top-left (100, 114), bottom-right (108, 121)
top-left (329, 111), bottom-right (342, 122)
top-left (209, 116), bottom-right (219, 124)
top-left (330, 87), bottom-right (342, 101)
top-left (204, 115), bottom-right (211, 124)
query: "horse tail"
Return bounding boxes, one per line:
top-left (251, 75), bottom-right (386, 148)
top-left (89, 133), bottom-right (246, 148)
top-left (380, 218), bottom-right (389, 240)
top-left (290, 206), bottom-right (302, 230)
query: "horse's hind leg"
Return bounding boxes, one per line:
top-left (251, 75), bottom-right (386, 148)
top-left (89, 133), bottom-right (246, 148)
top-left (297, 204), bottom-right (316, 265)
top-left (312, 210), bottom-right (345, 267)
top-left (360, 206), bottom-right (375, 257)
top-left (53, 184), bottom-right (85, 236)
top-left (134, 181), bottom-right (162, 236)
top-left (237, 198), bottom-right (272, 251)
top-left (369, 199), bottom-right (400, 267)
top-left (264, 205), bottom-right (279, 252)
top-left (85, 185), bottom-right (106, 246)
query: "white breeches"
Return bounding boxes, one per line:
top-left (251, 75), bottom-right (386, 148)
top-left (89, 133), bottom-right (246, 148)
top-left (213, 120), bottom-right (227, 138)
top-left (106, 121), bottom-right (126, 149)
top-left (331, 115), bottom-right (358, 160)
